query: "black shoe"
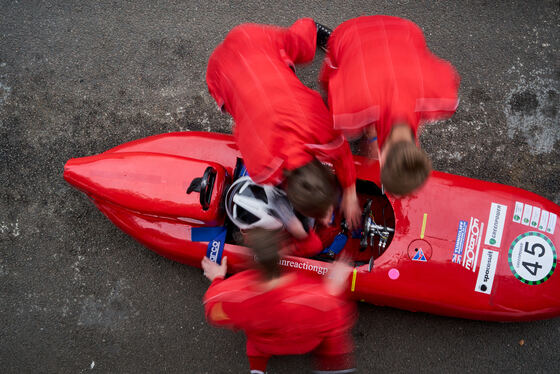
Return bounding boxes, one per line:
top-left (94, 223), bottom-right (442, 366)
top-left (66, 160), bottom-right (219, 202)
top-left (315, 22), bottom-right (332, 52)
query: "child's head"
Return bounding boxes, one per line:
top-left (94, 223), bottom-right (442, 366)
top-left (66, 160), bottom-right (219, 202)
top-left (380, 140), bottom-right (431, 196)
top-left (285, 159), bottom-right (337, 219)
top-left (245, 228), bottom-right (285, 281)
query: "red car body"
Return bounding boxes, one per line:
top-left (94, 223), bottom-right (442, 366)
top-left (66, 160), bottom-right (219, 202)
top-left (64, 132), bottom-right (560, 321)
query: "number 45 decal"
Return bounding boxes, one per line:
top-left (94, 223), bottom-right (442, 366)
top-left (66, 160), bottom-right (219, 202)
top-left (509, 232), bottom-right (557, 285)
top-left (522, 242), bottom-right (545, 276)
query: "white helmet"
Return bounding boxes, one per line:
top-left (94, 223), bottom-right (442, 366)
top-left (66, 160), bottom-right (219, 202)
top-left (225, 176), bottom-right (284, 230)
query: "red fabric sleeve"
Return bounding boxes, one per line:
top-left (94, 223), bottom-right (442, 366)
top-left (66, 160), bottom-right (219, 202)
top-left (329, 138), bottom-right (356, 189)
top-left (318, 24), bottom-right (340, 89)
top-left (289, 228), bottom-right (324, 258)
top-left (203, 277), bottom-right (229, 326)
top-left (205, 59), bottom-right (225, 112)
top-left (305, 132), bottom-right (356, 189)
top-left (319, 55), bottom-right (337, 92)
top-left (284, 18), bottom-right (317, 64)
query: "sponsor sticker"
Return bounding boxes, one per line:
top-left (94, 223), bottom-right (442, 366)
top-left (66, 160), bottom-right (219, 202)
top-left (530, 207), bottom-right (541, 228)
top-left (547, 213), bottom-right (557, 234)
top-left (508, 232), bottom-right (557, 285)
top-left (412, 248), bottom-right (428, 262)
top-left (539, 210), bottom-right (549, 232)
top-left (485, 203), bottom-right (507, 248)
top-left (513, 202), bottom-right (523, 223)
top-left (192, 226), bottom-right (228, 265)
top-left (452, 220), bottom-right (468, 264)
top-left (462, 217), bottom-right (484, 272)
top-left (208, 240), bottom-right (222, 262)
top-left (475, 249), bottom-right (499, 294)
top-left (521, 204), bottom-right (532, 226)
top-left (206, 229), bottom-right (227, 264)
top-left (279, 259), bottom-right (329, 276)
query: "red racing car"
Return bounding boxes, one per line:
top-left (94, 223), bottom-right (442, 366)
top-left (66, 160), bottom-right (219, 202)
top-left (64, 131), bottom-right (560, 322)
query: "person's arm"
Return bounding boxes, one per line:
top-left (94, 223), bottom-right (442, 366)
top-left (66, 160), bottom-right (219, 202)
top-left (284, 18), bottom-right (317, 65)
top-left (205, 52), bottom-right (227, 114)
top-left (318, 40), bottom-right (338, 92)
top-left (284, 218), bottom-right (308, 240)
top-left (325, 253), bottom-right (353, 296)
top-left (327, 138), bottom-right (361, 230)
top-left (289, 228), bottom-right (324, 258)
top-left (202, 256), bottom-right (227, 282)
top-left (272, 192), bottom-right (308, 240)
top-left (201, 257), bottom-right (232, 326)
top-left (340, 184), bottom-right (360, 230)
top-left (364, 125), bottom-right (379, 160)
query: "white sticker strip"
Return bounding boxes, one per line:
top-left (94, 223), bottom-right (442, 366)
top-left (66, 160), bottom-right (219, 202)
top-left (539, 210), bottom-right (549, 232)
top-left (485, 203), bottom-right (507, 248)
top-left (473, 222), bottom-right (484, 273)
top-left (530, 207), bottom-right (541, 228)
top-left (513, 202), bottom-right (523, 223)
top-left (522, 204), bottom-right (532, 226)
top-left (547, 213), bottom-right (557, 234)
top-left (475, 249), bottom-right (499, 294)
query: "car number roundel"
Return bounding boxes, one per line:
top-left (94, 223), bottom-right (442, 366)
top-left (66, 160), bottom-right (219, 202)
top-left (508, 232), bottom-right (557, 285)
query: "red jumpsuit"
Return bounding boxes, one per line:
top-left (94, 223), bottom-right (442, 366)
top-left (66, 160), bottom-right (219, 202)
top-left (203, 270), bottom-right (356, 372)
top-left (206, 18), bottom-right (356, 189)
top-left (320, 16), bottom-right (460, 149)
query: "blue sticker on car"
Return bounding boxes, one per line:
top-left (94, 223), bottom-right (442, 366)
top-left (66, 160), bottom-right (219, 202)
top-left (452, 220), bottom-right (468, 264)
top-left (191, 226), bottom-right (227, 264)
top-left (412, 248), bottom-right (428, 262)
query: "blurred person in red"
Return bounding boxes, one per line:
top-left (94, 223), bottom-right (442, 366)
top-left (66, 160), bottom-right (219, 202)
top-left (318, 16), bottom-right (460, 195)
top-left (201, 229), bottom-right (356, 373)
top-left (206, 18), bottom-right (361, 230)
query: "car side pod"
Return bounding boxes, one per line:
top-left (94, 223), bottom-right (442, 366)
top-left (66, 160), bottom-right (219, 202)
top-left (63, 152), bottom-right (228, 226)
top-left (63, 132), bottom-right (251, 269)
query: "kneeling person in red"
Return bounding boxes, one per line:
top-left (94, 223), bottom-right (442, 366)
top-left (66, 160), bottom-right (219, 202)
top-left (319, 16), bottom-right (460, 195)
top-left (206, 18), bottom-right (361, 230)
top-left (201, 229), bottom-right (357, 373)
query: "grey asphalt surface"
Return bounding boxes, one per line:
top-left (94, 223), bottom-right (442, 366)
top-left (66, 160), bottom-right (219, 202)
top-left (1, 1), bottom-right (559, 373)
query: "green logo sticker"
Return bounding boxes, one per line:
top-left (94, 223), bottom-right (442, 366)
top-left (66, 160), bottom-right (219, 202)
top-left (514, 215), bottom-right (520, 220)
top-left (508, 232), bottom-right (557, 285)
top-left (490, 238), bottom-right (496, 245)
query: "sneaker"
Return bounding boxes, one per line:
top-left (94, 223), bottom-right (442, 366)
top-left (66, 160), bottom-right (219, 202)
top-left (315, 22), bottom-right (333, 52)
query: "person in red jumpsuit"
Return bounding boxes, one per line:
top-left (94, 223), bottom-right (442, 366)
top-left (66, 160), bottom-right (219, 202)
top-left (201, 228), bottom-right (356, 373)
top-left (319, 16), bottom-right (460, 195)
top-left (206, 18), bottom-right (361, 229)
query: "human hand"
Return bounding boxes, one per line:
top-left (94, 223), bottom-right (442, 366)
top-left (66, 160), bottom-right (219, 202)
top-left (341, 185), bottom-right (361, 230)
top-left (271, 189), bottom-right (295, 223)
top-left (326, 252), bottom-right (353, 296)
top-left (201, 256), bottom-right (228, 282)
top-left (285, 218), bottom-right (308, 240)
top-left (317, 204), bottom-right (334, 227)
top-left (361, 125), bottom-right (379, 160)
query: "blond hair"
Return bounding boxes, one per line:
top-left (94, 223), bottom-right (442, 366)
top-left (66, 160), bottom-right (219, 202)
top-left (381, 141), bottom-right (431, 195)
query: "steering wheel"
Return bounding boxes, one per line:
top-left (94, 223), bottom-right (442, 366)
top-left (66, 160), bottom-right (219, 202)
top-left (186, 167), bottom-right (216, 211)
